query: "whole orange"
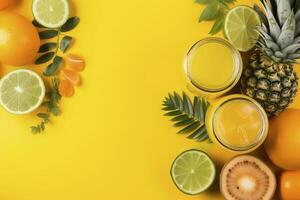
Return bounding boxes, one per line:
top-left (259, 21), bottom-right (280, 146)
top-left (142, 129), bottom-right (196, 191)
top-left (280, 171), bottom-right (300, 200)
top-left (0, 12), bottom-right (40, 66)
top-left (264, 108), bottom-right (300, 170)
top-left (0, 0), bottom-right (14, 10)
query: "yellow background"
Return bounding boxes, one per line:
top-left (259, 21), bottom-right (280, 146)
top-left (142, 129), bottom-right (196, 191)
top-left (0, 0), bottom-right (299, 199)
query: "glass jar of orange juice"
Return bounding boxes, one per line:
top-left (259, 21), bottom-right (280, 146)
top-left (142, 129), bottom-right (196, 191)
top-left (184, 37), bottom-right (242, 98)
top-left (205, 94), bottom-right (269, 153)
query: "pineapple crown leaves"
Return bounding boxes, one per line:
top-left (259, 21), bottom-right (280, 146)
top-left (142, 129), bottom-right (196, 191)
top-left (255, 0), bottom-right (300, 63)
top-left (196, 0), bottom-right (236, 35)
top-left (162, 92), bottom-right (211, 142)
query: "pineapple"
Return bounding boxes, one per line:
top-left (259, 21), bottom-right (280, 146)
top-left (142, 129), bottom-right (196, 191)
top-left (241, 0), bottom-right (300, 116)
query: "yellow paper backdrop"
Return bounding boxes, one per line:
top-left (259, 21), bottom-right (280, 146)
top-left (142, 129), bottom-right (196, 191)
top-left (0, 0), bottom-right (299, 199)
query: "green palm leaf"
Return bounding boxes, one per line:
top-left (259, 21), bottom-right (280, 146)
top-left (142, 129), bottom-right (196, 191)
top-left (162, 92), bottom-right (210, 142)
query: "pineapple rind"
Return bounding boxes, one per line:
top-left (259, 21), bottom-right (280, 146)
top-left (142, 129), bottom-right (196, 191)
top-left (241, 50), bottom-right (298, 116)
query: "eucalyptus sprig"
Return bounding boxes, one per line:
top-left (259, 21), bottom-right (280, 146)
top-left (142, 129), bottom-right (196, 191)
top-left (162, 92), bottom-right (211, 142)
top-left (196, 0), bottom-right (236, 35)
top-left (33, 17), bottom-right (80, 76)
top-left (31, 78), bottom-right (62, 134)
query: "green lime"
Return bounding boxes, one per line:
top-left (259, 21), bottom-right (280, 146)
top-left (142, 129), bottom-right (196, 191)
top-left (170, 149), bottom-right (216, 195)
top-left (32, 0), bottom-right (69, 28)
top-left (224, 6), bottom-right (261, 52)
top-left (0, 69), bottom-right (45, 115)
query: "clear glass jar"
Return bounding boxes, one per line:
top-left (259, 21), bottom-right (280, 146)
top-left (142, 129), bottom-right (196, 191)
top-left (184, 37), bottom-right (243, 98)
top-left (205, 94), bottom-right (269, 154)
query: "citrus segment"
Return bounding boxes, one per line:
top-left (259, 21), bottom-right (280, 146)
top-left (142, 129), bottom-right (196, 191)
top-left (66, 54), bottom-right (85, 72)
top-left (224, 6), bottom-right (260, 52)
top-left (59, 79), bottom-right (74, 97)
top-left (170, 150), bottom-right (215, 195)
top-left (62, 69), bottom-right (81, 85)
top-left (0, 69), bottom-right (45, 114)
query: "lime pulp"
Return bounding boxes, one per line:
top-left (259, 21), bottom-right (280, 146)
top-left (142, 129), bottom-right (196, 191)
top-left (0, 69), bottom-right (45, 115)
top-left (32, 0), bottom-right (69, 28)
top-left (224, 6), bottom-right (261, 52)
top-left (170, 149), bottom-right (216, 195)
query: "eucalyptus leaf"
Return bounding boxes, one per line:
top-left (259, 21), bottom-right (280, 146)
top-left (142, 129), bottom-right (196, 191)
top-left (37, 113), bottom-right (49, 120)
top-left (39, 43), bottom-right (57, 53)
top-left (39, 30), bottom-right (59, 39)
top-left (60, 17), bottom-right (80, 32)
top-left (40, 122), bottom-right (45, 131)
top-left (60, 36), bottom-right (73, 53)
top-left (44, 56), bottom-right (63, 76)
top-left (31, 126), bottom-right (39, 134)
top-left (32, 20), bottom-right (45, 28)
top-left (50, 107), bottom-right (61, 116)
top-left (35, 52), bottom-right (55, 64)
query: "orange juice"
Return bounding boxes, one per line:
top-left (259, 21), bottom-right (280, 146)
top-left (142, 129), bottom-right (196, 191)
top-left (206, 94), bottom-right (268, 153)
top-left (184, 38), bottom-right (242, 98)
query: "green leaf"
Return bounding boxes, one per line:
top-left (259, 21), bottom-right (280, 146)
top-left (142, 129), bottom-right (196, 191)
top-left (35, 52), bottom-right (55, 64)
top-left (178, 121), bottom-right (200, 134)
top-left (39, 30), bottom-right (59, 39)
top-left (162, 92), bottom-right (210, 142)
top-left (162, 106), bottom-right (175, 111)
top-left (182, 92), bottom-right (193, 117)
top-left (44, 56), bottom-right (63, 76)
top-left (60, 36), bottom-right (73, 53)
top-left (40, 122), bottom-right (45, 131)
top-left (37, 113), bottom-right (49, 120)
top-left (174, 118), bottom-right (194, 127)
top-left (39, 43), bottom-right (56, 53)
top-left (168, 93), bottom-right (176, 107)
top-left (187, 125), bottom-right (206, 139)
top-left (171, 115), bottom-right (189, 122)
top-left (195, 0), bottom-right (211, 4)
top-left (174, 92), bottom-right (183, 111)
top-left (199, 3), bottom-right (220, 22)
top-left (60, 17), bottom-right (80, 32)
top-left (209, 16), bottom-right (225, 35)
top-left (164, 110), bottom-right (182, 116)
top-left (196, 131), bottom-right (209, 142)
top-left (50, 107), bottom-right (61, 116)
top-left (193, 97), bottom-right (201, 120)
top-left (32, 20), bottom-right (45, 28)
top-left (31, 126), bottom-right (38, 134)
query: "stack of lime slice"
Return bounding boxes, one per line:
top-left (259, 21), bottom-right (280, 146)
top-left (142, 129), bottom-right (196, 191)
top-left (170, 150), bottom-right (216, 195)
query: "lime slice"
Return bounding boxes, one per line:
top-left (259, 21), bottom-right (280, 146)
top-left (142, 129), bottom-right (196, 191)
top-left (224, 6), bottom-right (261, 52)
top-left (32, 0), bottom-right (69, 28)
top-left (0, 69), bottom-right (45, 115)
top-left (170, 150), bottom-right (216, 195)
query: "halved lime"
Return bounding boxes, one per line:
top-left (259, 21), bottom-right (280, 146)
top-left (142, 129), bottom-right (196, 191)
top-left (0, 69), bottom-right (45, 115)
top-left (32, 0), bottom-right (69, 28)
top-left (170, 149), bottom-right (216, 195)
top-left (224, 6), bottom-right (261, 52)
